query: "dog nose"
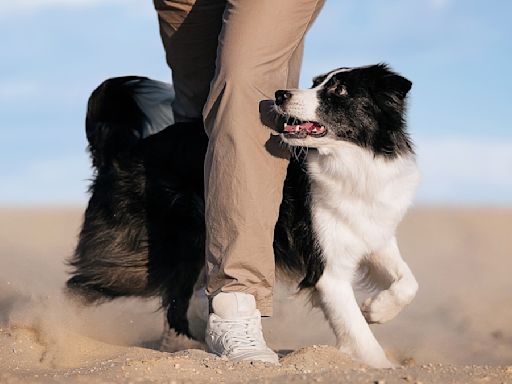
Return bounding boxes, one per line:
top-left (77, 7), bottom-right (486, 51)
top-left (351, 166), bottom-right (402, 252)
top-left (275, 90), bottom-right (292, 106)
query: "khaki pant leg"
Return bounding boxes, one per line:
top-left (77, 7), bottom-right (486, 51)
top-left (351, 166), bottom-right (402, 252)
top-left (153, 0), bottom-right (226, 121)
top-left (203, 0), bottom-right (325, 316)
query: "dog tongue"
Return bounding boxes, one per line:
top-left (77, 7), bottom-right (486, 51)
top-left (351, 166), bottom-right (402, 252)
top-left (283, 121), bottom-right (326, 135)
top-left (300, 122), bottom-right (315, 130)
top-left (284, 121), bottom-right (316, 132)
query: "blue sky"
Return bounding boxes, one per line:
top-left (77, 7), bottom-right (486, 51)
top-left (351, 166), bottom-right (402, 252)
top-left (0, 0), bottom-right (511, 205)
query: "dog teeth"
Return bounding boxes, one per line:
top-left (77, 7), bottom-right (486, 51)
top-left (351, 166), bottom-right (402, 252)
top-left (295, 125), bottom-right (300, 132)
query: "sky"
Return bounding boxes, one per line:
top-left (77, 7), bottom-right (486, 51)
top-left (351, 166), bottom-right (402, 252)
top-left (0, 0), bottom-right (511, 205)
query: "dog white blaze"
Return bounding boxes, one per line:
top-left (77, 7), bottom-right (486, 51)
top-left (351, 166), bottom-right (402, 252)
top-left (314, 67), bottom-right (357, 88)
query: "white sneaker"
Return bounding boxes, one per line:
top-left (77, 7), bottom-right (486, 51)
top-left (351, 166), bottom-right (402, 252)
top-left (205, 292), bottom-right (279, 364)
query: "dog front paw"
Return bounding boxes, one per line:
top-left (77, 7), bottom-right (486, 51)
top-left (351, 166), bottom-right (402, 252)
top-left (361, 293), bottom-right (396, 324)
top-left (361, 278), bottom-right (418, 324)
top-left (340, 344), bottom-right (396, 369)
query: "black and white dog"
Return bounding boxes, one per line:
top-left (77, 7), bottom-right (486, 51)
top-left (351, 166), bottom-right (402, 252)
top-left (67, 64), bottom-right (419, 368)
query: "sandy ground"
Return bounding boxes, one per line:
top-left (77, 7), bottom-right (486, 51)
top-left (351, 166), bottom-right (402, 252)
top-left (0, 207), bottom-right (511, 383)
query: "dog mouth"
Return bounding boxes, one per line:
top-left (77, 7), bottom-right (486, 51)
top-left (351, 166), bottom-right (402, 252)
top-left (282, 116), bottom-right (327, 139)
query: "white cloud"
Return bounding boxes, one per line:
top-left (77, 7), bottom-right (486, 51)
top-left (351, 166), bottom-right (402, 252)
top-left (415, 137), bottom-right (512, 205)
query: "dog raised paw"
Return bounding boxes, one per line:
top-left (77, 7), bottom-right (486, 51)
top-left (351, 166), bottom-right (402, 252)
top-left (361, 281), bottom-right (417, 324)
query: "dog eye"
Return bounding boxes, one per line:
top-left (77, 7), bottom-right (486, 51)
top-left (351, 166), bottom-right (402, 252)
top-left (336, 86), bottom-right (348, 96)
top-left (328, 84), bottom-right (348, 97)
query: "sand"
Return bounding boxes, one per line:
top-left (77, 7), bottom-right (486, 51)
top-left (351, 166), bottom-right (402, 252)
top-left (0, 207), bottom-right (511, 383)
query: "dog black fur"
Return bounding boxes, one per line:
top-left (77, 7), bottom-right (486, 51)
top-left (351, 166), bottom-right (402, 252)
top-left (67, 64), bottom-right (411, 338)
top-left (67, 77), bottom-right (323, 336)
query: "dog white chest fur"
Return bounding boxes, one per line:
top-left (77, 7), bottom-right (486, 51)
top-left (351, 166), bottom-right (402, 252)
top-left (309, 143), bottom-right (419, 272)
top-left (306, 143), bottom-right (420, 368)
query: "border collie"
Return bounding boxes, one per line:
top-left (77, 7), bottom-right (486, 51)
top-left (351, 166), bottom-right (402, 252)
top-left (67, 64), bottom-right (420, 368)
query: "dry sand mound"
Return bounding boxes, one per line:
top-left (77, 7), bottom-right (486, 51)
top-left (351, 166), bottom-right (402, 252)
top-left (1, 207), bottom-right (512, 383)
top-left (2, 329), bottom-right (511, 384)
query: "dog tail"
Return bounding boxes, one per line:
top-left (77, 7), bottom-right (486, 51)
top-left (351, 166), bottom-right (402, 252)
top-left (66, 76), bottom-right (176, 303)
top-left (86, 76), bottom-right (175, 168)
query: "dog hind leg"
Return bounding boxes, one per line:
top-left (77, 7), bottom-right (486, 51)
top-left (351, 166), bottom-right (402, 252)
top-left (161, 270), bottom-right (208, 351)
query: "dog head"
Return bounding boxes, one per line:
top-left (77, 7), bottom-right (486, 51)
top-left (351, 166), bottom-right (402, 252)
top-left (274, 64), bottom-right (413, 157)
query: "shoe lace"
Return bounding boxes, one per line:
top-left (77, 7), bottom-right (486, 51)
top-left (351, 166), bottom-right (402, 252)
top-left (215, 317), bottom-right (266, 353)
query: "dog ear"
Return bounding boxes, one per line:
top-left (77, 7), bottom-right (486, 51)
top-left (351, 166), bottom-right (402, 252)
top-left (384, 74), bottom-right (412, 99)
top-left (371, 64), bottom-right (412, 100)
top-left (378, 73), bottom-right (412, 100)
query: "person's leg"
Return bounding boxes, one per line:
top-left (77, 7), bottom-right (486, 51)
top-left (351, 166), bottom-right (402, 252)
top-left (153, 0), bottom-right (226, 122)
top-left (153, 0), bottom-right (225, 351)
top-left (203, 0), bottom-right (324, 316)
